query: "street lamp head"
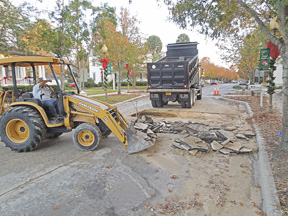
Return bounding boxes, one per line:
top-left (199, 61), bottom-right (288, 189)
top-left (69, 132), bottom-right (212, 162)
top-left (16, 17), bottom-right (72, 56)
top-left (270, 17), bottom-right (279, 31)
top-left (102, 44), bottom-right (108, 53)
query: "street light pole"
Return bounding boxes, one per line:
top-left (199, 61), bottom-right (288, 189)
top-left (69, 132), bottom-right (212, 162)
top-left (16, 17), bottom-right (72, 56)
top-left (102, 44), bottom-right (108, 101)
top-left (267, 17), bottom-right (279, 113)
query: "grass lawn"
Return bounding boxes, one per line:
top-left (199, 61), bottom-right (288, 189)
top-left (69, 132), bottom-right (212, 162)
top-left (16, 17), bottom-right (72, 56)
top-left (64, 86), bottom-right (147, 95)
top-left (92, 94), bottom-right (140, 104)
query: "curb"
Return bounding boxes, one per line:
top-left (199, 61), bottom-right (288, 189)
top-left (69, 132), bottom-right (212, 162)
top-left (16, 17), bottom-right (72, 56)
top-left (113, 95), bottom-right (148, 106)
top-left (221, 97), bottom-right (282, 216)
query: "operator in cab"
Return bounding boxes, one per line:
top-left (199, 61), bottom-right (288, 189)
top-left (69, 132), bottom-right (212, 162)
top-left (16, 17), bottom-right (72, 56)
top-left (33, 79), bottom-right (58, 118)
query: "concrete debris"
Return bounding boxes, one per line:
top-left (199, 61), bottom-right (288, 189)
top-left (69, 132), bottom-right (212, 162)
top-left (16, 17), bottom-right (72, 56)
top-left (236, 134), bottom-right (249, 140)
top-left (133, 115), bottom-right (254, 156)
top-left (189, 149), bottom-right (198, 156)
top-left (224, 142), bottom-right (242, 153)
top-left (244, 133), bottom-right (256, 138)
top-left (174, 138), bottom-right (181, 143)
top-left (134, 123), bottom-right (149, 131)
top-left (218, 130), bottom-right (235, 141)
top-left (211, 141), bottom-right (223, 151)
top-left (221, 139), bottom-right (231, 145)
top-left (239, 147), bottom-right (253, 153)
top-left (219, 148), bottom-right (232, 155)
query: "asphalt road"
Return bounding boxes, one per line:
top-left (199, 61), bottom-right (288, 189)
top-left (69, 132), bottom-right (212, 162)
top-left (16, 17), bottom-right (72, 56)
top-left (0, 83), bottom-right (249, 216)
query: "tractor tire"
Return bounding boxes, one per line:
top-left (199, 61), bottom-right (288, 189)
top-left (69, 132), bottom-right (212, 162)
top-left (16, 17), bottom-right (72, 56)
top-left (151, 100), bottom-right (157, 108)
top-left (102, 130), bottom-right (112, 138)
top-left (73, 123), bottom-right (102, 151)
top-left (0, 106), bottom-right (46, 152)
top-left (45, 132), bottom-right (63, 139)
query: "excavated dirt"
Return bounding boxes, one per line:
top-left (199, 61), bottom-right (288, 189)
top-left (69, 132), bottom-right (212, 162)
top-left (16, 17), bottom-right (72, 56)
top-left (130, 99), bottom-right (264, 215)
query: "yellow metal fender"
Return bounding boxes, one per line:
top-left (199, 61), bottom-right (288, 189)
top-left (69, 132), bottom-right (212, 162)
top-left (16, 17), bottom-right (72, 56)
top-left (10, 102), bottom-right (64, 127)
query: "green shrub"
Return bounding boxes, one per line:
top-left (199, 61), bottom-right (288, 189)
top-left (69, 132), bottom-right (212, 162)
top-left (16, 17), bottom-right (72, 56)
top-left (233, 85), bottom-right (243, 90)
top-left (121, 81), bottom-right (128, 86)
top-left (84, 78), bottom-right (97, 88)
top-left (136, 81), bottom-right (147, 86)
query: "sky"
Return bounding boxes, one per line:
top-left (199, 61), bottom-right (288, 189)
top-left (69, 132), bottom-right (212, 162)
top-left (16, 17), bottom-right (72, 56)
top-left (12, 0), bottom-right (228, 68)
top-left (103, 0), bottom-right (227, 68)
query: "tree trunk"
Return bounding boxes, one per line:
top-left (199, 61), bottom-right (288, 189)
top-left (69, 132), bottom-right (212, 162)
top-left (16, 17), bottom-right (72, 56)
top-left (281, 58), bottom-right (288, 151)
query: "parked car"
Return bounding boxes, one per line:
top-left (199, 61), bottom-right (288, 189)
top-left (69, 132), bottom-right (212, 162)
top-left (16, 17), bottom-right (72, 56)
top-left (211, 80), bottom-right (217, 85)
top-left (70, 83), bottom-right (76, 87)
top-left (239, 80), bottom-right (247, 85)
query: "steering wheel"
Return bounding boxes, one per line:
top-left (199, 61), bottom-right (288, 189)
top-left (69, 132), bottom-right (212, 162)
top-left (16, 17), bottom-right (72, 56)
top-left (50, 92), bottom-right (59, 99)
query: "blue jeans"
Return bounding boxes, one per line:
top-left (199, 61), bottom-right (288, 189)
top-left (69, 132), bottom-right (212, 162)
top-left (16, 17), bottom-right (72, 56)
top-left (42, 99), bottom-right (57, 116)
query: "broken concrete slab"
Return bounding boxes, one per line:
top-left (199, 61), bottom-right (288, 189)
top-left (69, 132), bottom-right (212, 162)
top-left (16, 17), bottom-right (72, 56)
top-left (197, 132), bottom-right (218, 144)
top-left (236, 133), bottom-right (249, 140)
top-left (188, 149), bottom-right (198, 156)
top-left (239, 147), bottom-right (253, 153)
top-left (218, 130), bottom-right (235, 141)
top-left (224, 142), bottom-right (242, 152)
top-left (134, 123), bottom-right (149, 131)
top-left (244, 132), bottom-right (256, 138)
top-left (219, 148), bottom-right (231, 155)
top-left (172, 143), bottom-right (183, 150)
top-left (221, 139), bottom-right (232, 145)
top-left (211, 141), bottom-right (223, 151)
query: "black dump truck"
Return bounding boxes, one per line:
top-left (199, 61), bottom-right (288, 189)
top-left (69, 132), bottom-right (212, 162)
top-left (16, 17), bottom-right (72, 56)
top-left (147, 42), bottom-right (201, 108)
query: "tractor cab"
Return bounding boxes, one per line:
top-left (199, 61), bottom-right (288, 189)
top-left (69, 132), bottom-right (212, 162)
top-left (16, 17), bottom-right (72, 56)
top-left (0, 56), bottom-right (80, 124)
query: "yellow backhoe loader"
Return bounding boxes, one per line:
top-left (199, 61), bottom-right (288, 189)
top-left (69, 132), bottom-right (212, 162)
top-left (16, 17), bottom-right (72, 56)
top-left (0, 56), bottom-right (152, 154)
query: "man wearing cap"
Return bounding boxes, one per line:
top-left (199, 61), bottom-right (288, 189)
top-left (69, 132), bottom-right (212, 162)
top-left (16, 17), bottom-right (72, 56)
top-left (33, 79), bottom-right (58, 117)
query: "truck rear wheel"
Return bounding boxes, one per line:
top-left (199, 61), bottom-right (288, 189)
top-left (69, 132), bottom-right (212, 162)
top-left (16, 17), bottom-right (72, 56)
top-left (0, 106), bottom-right (46, 152)
top-left (181, 101), bottom-right (186, 108)
top-left (197, 87), bottom-right (202, 100)
top-left (151, 100), bottom-right (157, 107)
top-left (156, 100), bottom-right (163, 107)
top-left (73, 123), bottom-right (102, 151)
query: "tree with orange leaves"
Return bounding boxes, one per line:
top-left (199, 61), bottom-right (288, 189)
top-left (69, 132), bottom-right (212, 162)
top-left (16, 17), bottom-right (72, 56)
top-left (93, 8), bottom-right (146, 94)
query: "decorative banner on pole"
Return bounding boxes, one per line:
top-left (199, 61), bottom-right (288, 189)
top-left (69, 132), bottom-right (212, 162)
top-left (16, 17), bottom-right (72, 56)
top-left (107, 63), bottom-right (112, 75)
top-left (259, 48), bottom-right (270, 69)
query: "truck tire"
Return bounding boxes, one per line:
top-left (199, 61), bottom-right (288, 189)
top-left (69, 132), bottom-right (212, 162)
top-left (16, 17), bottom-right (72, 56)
top-left (197, 87), bottom-right (202, 100)
top-left (151, 100), bottom-right (157, 108)
top-left (180, 101), bottom-right (186, 108)
top-left (0, 106), bottom-right (46, 152)
top-left (73, 123), bottom-right (102, 151)
top-left (156, 100), bottom-right (163, 107)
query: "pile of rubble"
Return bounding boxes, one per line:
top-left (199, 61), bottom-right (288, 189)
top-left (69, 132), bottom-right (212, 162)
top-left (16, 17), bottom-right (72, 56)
top-left (134, 115), bottom-right (255, 155)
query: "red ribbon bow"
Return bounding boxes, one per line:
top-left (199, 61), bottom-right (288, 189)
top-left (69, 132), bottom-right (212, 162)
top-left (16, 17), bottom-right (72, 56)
top-left (266, 42), bottom-right (280, 59)
top-left (101, 59), bottom-right (109, 69)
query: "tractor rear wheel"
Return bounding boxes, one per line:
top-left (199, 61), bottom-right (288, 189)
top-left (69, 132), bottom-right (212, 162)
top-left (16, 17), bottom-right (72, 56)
top-left (73, 123), bottom-right (102, 151)
top-left (0, 106), bottom-right (46, 152)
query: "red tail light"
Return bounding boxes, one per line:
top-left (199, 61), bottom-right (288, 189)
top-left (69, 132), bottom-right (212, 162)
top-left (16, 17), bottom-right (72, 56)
top-left (148, 85), bottom-right (151, 88)
top-left (184, 85), bottom-right (187, 88)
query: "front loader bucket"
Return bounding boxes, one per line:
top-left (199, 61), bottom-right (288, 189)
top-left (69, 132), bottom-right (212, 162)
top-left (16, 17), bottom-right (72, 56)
top-left (126, 124), bottom-right (154, 154)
